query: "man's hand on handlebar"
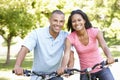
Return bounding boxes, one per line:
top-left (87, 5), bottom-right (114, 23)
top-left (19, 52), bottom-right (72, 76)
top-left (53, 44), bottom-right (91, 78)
top-left (13, 65), bottom-right (24, 76)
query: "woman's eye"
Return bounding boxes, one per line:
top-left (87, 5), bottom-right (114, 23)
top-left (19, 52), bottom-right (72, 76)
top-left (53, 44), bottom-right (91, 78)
top-left (72, 20), bottom-right (75, 23)
top-left (78, 19), bottom-right (81, 21)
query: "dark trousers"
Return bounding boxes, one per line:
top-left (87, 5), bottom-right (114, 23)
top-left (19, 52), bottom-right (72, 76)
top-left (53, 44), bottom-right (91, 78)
top-left (50, 76), bottom-right (63, 80)
top-left (30, 75), bottom-right (63, 80)
top-left (80, 67), bottom-right (114, 80)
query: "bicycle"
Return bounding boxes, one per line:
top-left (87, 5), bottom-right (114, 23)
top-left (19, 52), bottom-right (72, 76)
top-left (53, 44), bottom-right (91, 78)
top-left (64, 59), bottom-right (118, 80)
top-left (12, 69), bottom-right (63, 80)
top-left (12, 59), bottom-right (118, 80)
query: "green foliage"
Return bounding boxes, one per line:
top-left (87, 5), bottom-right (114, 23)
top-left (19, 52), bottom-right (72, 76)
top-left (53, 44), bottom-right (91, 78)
top-left (0, 0), bottom-right (120, 64)
top-left (56, 0), bottom-right (66, 9)
top-left (105, 37), bottom-right (120, 46)
top-left (83, 0), bottom-right (120, 46)
top-left (0, 1), bottom-right (37, 39)
top-left (0, 0), bottom-right (37, 64)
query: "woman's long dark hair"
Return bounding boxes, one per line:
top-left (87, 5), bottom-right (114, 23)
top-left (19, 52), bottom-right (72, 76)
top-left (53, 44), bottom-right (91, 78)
top-left (67, 9), bottom-right (92, 32)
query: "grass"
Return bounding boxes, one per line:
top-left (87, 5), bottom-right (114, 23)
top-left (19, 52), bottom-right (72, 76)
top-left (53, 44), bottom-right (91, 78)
top-left (0, 57), bottom-right (32, 71)
top-left (0, 78), bottom-right (8, 80)
top-left (0, 57), bottom-right (32, 80)
top-left (112, 51), bottom-right (120, 57)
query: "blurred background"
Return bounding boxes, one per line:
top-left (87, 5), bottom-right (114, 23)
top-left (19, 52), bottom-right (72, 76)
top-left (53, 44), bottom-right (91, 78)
top-left (0, 0), bottom-right (120, 80)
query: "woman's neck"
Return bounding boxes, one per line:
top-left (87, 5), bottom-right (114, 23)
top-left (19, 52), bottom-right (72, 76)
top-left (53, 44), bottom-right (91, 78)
top-left (76, 28), bottom-right (87, 37)
top-left (76, 28), bottom-right (89, 46)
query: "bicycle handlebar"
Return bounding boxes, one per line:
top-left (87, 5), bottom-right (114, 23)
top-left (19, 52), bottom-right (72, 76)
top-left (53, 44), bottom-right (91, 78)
top-left (64, 59), bottom-right (118, 75)
top-left (12, 70), bottom-right (59, 79)
top-left (12, 59), bottom-right (118, 79)
top-left (92, 58), bottom-right (118, 70)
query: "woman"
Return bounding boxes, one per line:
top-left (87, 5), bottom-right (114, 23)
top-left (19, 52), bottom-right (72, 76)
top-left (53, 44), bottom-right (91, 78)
top-left (58, 9), bottom-right (115, 80)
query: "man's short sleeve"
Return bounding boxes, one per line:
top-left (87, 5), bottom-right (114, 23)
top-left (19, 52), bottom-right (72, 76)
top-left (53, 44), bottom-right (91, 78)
top-left (22, 30), bottom-right (37, 51)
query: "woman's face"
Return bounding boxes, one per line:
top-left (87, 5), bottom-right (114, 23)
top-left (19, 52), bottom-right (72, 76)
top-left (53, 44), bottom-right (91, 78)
top-left (71, 14), bottom-right (86, 31)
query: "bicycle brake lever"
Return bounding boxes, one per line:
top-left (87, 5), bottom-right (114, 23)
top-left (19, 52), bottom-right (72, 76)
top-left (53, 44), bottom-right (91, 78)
top-left (24, 70), bottom-right (31, 76)
top-left (64, 69), bottom-right (74, 75)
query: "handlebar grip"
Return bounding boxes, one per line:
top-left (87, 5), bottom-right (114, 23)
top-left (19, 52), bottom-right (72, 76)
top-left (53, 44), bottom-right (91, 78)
top-left (64, 69), bottom-right (74, 75)
top-left (106, 58), bottom-right (118, 65)
top-left (115, 59), bottom-right (118, 62)
top-left (12, 70), bottom-right (15, 73)
top-left (12, 69), bottom-right (31, 76)
top-left (12, 69), bottom-right (28, 74)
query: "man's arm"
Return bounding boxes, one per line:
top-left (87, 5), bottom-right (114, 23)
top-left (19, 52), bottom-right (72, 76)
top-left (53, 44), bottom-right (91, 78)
top-left (13, 46), bottom-right (29, 75)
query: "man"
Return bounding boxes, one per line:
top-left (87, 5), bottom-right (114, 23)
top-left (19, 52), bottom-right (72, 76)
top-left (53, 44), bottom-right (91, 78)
top-left (13, 10), bottom-right (74, 80)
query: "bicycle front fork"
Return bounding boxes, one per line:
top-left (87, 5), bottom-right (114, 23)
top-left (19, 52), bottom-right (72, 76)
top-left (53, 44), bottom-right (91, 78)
top-left (87, 72), bottom-right (99, 80)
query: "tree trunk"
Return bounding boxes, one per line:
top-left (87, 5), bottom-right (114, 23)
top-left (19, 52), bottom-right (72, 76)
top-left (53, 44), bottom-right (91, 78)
top-left (5, 38), bottom-right (11, 64)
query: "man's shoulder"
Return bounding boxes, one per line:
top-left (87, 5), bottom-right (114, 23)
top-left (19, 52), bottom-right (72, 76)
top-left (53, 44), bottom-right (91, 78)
top-left (33, 27), bottom-right (48, 32)
top-left (60, 30), bottom-right (68, 36)
top-left (60, 30), bottom-right (68, 33)
top-left (27, 27), bottom-right (47, 37)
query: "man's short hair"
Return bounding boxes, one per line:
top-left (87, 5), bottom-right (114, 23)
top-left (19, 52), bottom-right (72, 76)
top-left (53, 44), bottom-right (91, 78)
top-left (51, 10), bottom-right (64, 16)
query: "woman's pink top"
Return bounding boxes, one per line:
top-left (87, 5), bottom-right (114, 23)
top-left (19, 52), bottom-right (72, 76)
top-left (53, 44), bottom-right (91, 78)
top-left (67, 28), bottom-right (103, 73)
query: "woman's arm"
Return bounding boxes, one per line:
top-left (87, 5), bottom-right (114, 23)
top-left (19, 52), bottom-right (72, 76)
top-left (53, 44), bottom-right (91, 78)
top-left (97, 30), bottom-right (114, 64)
top-left (61, 38), bottom-right (72, 68)
top-left (57, 38), bottom-right (72, 74)
top-left (67, 51), bottom-right (74, 68)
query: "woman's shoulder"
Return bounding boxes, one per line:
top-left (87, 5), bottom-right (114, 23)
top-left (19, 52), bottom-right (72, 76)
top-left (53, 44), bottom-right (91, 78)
top-left (88, 27), bottom-right (99, 31)
top-left (67, 31), bottom-right (77, 40)
top-left (87, 27), bottom-right (99, 33)
top-left (87, 27), bottom-right (99, 37)
top-left (69, 31), bottom-right (77, 36)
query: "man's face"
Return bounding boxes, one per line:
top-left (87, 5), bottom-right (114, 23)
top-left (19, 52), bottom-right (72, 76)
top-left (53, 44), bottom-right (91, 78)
top-left (49, 13), bottom-right (65, 33)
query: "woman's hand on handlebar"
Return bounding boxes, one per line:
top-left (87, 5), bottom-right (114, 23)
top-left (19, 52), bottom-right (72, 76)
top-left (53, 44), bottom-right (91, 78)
top-left (57, 67), bottom-right (65, 75)
top-left (13, 65), bottom-right (24, 76)
top-left (106, 57), bottom-right (115, 65)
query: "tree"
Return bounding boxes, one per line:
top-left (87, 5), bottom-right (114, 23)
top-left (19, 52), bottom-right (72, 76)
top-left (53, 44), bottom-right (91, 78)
top-left (0, 0), bottom-right (36, 64)
top-left (0, 0), bottom-right (120, 64)
top-left (91, 0), bottom-right (120, 45)
top-left (76, 0), bottom-right (120, 45)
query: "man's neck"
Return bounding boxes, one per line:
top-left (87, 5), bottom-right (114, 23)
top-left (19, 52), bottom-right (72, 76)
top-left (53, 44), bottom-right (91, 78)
top-left (49, 30), bottom-right (59, 39)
